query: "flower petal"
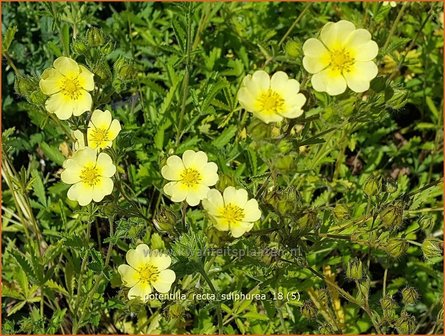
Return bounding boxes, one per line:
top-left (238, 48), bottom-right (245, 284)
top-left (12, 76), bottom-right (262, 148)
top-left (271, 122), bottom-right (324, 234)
top-left (92, 177), bottom-right (113, 202)
top-left (53, 57), bottom-right (80, 76)
top-left (126, 244), bottom-right (150, 270)
top-left (243, 199), bottom-right (262, 222)
top-left (182, 150), bottom-right (208, 168)
top-left (96, 153), bottom-right (116, 177)
top-left (67, 182), bottom-right (93, 206)
top-left (89, 109), bottom-right (112, 129)
top-left (344, 61), bottom-right (378, 92)
top-left (152, 269), bottom-right (176, 293)
top-left (78, 65), bottom-right (95, 91)
top-left (320, 20), bottom-right (356, 50)
top-left (230, 221), bottom-right (254, 238)
top-left (185, 184), bottom-right (210, 206)
top-left (164, 181), bottom-right (187, 202)
top-left (311, 68), bottom-right (347, 96)
top-left (150, 253), bottom-right (171, 271)
top-left (39, 68), bottom-right (64, 95)
top-left (202, 189), bottom-right (224, 216)
top-left (128, 282), bottom-right (152, 302)
top-left (200, 162), bottom-right (219, 186)
top-left (118, 264), bottom-right (139, 287)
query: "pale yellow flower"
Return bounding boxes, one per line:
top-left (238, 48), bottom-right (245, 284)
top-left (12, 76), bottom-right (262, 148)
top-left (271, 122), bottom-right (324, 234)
top-left (382, 1), bottom-right (397, 7)
top-left (39, 56), bottom-right (94, 120)
top-left (303, 20), bottom-right (378, 96)
top-left (202, 187), bottom-right (262, 238)
top-left (72, 130), bottom-right (85, 151)
top-left (161, 150), bottom-right (218, 206)
top-left (237, 70), bottom-right (306, 124)
top-left (87, 109), bottom-right (121, 150)
top-left (61, 147), bottom-right (116, 206)
top-left (118, 244), bottom-right (176, 302)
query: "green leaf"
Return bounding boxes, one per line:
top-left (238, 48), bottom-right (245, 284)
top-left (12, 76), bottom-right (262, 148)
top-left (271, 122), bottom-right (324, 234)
top-left (2, 25), bottom-right (17, 52)
top-left (31, 170), bottom-right (47, 206)
top-left (40, 142), bottom-right (65, 165)
top-left (45, 279), bottom-right (69, 297)
top-left (212, 125), bottom-right (237, 149)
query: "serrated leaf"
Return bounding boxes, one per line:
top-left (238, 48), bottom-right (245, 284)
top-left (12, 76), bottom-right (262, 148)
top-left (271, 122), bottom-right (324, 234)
top-left (40, 142), bottom-right (65, 165)
top-left (212, 125), bottom-right (237, 149)
top-left (2, 25), bottom-right (17, 52)
top-left (31, 170), bottom-right (46, 206)
top-left (45, 279), bottom-right (69, 297)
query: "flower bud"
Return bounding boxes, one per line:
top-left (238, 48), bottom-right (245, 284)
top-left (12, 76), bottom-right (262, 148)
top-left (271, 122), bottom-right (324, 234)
top-left (401, 286), bottom-right (419, 305)
top-left (15, 75), bottom-right (35, 97)
top-left (346, 258), bottom-right (364, 280)
top-left (364, 174), bottom-right (382, 197)
top-left (419, 216), bottom-right (435, 232)
top-left (87, 27), bottom-right (106, 47)
top-left (168, 303), bottom-right (184, 319)
top-left (384, 178), bottom-right (398, 193)
top-left (379, 201), bottom-right (404, 230)
top-left (300, 300), bottom-right (317, 319)
top-left (380, 294), bottom-right (397, 310)
top-left (92, 62), bottom-right (112, 83)
top-left (114, 57), bottom-right (136, 81)
top-left (395, 311), bottom-right (416, 334)
top-left (333, 204), bottom-right (349, 220)
top-left (421, 237), bottom-right (443, 260)
top-left (296, 211), bottom-right (318, 233)
top-left (153, 206), bottom-right (176, 232)
top-left (318, 323), bottom-right (335, 334)
top-left (384, 239), bottom-right (408, 258)
top-left (72, 39), bottom-right (88, 54)
top-left (277, 139), bottom-right (293, 154)
top-left (284, 39), bottom-right (301, 58)
top-left (150, 233), bottom-right (165, 250)
top-left (29, 90), bottom-right (47, 105)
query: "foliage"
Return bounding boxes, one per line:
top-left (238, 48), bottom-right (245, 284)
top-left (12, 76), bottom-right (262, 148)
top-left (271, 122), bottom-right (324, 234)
top-left (2, 2), bottom-right (443, 334)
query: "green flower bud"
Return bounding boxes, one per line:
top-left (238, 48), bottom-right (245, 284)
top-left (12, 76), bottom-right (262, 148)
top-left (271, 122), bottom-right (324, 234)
top-left (421, 237), bottom-right (443, 260)
top-left (395, 311), bottom-right (416, 334)
top-left (333, 204), bottom-right (349, 220)
top-left (346, 258), bottom-right (364, 280)
top-left (357, 277), bottom-right (370, 303)
top-left (364, 174), bottom-right (382, 197)
top-left (401, 286), bottom-right (419, 305)
top-left (168, 303), bottom-right (184, 319)
top-left (92, 62), bottom-right (112, 83)
top-left (284, 39), bottom-right (301, 58)
top-left (384, 178), bottom-right (398, 193)
top-left (277, 139), bottom-right (293, 154)
top-left (153, 206), bottom-right (176, 232)
top-left (318, 323), bottom-right (335, 334)
top-left (384, 239), bottom-right (408, 258)
top-left (419, 216), bottom-right (435, 232)
top-left (316, 288), bottom-right (329, 303)
top-left (300, 300), bottom-right (317, 319)
top-left (15, 75), bottom-right (35, 97)
top-left (114, 57), bottom-right (136, 81)
top-left (380, 294), bottom-right (397, 311)
top-left (379, 201), bottom-right (404, 230)
top-left (87, 27), bottom-right (106, 47)
top-left (72, 39), bottom-right (88, 54)
top-left (29, 90), bottom-right (47, 105)
top-left (296, 210), bottom-right (318, 233)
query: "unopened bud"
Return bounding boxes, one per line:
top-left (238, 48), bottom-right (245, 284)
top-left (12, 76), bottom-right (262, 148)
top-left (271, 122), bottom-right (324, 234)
top-left (284, 40), bottom-right (301, 58)
top-left (395, 311), bottom-right (416, 334)
top-left (346, 258), bottom-right (364, 280)
top-left (384, 178), bottom-right (398, 193)
top-left (318, 323), bottom-right (335, 334)
top-left (92, 62), bottom-right (112, 83)
top-left (421, 237), bottom-right (443, 260)
top-left (296, 211), bottom-right (318, 233)
top-left (364, 174), bottom-right (382, 197)
top-left (277, 139), bottom-right (293, 154)
top-left (419, 216), bottom-right (435, 232)
top-left (73, 39), bottom-right (88, 54)
top-left (301, 300), bottom-right (317, 319)
top-left (357, 277), bottom-right (370, 303)
top-left (379, 201), bottom-right (404, 230)
top-left (168, 303), bottom-right (184, 319)
top-left (401, 287), bottom-right (419, 305)
top-left (153, 206), bottom-right (176, 232)
top-left (384, 239), bottom-right (408, 258)
top-left (333, 204), bottom-right (349, 220)
top-left (29, 90), bottom-right (47, 105)
top-left (380, 294), bottom-right (397, 310)
top-left (87, 27), bottom-right (106, 47)
top-left (15, 76), bottom-right (35, 97)
top-left (114, 57), bottom-right (136, 81)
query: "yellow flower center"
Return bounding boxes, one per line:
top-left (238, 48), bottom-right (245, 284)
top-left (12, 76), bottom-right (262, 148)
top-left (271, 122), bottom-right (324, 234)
top-left (90, 128), bottom-right (110, 147)
top-left (330, 48), bottom-right (355, 73)
top-left (180, 168), bottom-right (202, 188)
top-left (257, 89), bottom-right (285, 115)
top-left (61, 76), bottom-right (82, 99)
top-left (80, 164), bottom-right (101, 187)
top-left (138, 264), bottom-right (159, 284)
top-left (221, 203), bottom-right (245, 225)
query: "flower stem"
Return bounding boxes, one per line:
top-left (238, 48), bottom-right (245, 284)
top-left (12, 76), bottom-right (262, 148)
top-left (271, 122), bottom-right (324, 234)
top-left (278, 2), bottom-right (312, 46)
top-left (198, 265), bottom-right (223, 334)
